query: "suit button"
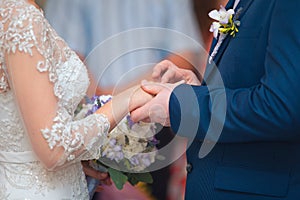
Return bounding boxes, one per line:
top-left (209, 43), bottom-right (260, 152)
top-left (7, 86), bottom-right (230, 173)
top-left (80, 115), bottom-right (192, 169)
top-left (186, 163), bottom-right (193, 173)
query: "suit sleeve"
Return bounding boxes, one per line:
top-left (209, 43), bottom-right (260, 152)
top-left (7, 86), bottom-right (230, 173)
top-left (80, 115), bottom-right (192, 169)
top-left (169, 1), bottom-right (300, 143)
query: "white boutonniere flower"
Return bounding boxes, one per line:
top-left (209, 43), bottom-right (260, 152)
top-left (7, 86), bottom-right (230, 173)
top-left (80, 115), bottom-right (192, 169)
top-left (209, 6), bottom-right (241, 39)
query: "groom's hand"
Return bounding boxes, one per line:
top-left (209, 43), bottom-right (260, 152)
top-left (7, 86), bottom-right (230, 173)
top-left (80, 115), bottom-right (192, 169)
top-left (152, 60), bottom-right (201, 85)
top-left (130, 80), bottom-right (184, 126)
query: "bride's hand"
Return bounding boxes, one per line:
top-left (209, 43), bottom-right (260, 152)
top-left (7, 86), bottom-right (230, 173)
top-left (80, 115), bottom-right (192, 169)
top-left (152, 60), bottom-right (201, 85)
top-left (128, 86), bottom-right (153, 112)
top-left (81, 161), bottom-right (112, 191)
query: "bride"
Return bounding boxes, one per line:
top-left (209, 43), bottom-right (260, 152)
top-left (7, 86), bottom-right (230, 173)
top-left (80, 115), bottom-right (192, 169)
top-left (0, 0), bottom-right (152, 199)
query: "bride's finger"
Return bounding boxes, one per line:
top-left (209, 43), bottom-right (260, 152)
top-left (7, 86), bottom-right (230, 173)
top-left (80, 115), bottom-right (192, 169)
top-left (141, 80), bottom-right (164, 95)
top-left (130, 102), bottom-right (152, 122)
top-left (101, 177), bottom-right (112, 186)
top-left (82, 161), bottom-right (109, 181)
top-left (95, 186), bottom-right (104, 192)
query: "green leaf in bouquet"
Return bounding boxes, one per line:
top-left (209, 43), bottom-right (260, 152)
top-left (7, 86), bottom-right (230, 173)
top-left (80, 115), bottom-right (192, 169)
top-left (134, 172), bottom-right (153, 183)
top-left (127, 172), bottom-right (153, 186)
top-left (108, 168), bottom-right (128, 190)
top-left (127, 174), bottom-right (139, 186)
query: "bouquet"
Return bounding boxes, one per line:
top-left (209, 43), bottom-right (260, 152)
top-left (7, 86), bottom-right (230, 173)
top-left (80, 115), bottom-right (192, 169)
top-left (75, 95), bottom-right (158, 198)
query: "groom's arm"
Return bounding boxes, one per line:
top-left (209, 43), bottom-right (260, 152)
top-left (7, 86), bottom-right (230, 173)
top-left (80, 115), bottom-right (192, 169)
top-left (170, 1), bottom-right (300, 143)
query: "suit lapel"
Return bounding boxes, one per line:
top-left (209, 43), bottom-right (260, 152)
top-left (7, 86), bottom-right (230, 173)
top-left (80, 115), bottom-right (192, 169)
top-left (211, 0), bottom-right (254, 65)
top-left (235, 0), bottom-right (254, 22)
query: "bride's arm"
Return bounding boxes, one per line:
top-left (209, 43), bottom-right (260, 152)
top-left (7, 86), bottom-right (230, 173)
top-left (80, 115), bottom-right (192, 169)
top-left (7, 48), bottom-right (148, 170)
top-left (2, 2), bottom-right (151, 170)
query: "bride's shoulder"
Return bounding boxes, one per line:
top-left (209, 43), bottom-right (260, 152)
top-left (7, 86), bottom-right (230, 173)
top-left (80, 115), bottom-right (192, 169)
top-left (1, 0), bottom-right (30, 9)
top-left (0, 0), bottom-right (49, 53)
top-left (0, 0), bottom-right (44, 22)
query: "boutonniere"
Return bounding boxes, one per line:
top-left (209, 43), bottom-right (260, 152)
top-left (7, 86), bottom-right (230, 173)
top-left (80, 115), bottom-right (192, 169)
top-left (209, 6), bottom-right (242, 39)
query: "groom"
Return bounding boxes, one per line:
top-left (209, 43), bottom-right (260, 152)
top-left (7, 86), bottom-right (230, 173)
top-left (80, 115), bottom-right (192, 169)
top-left (131, 0), bottom-right (300, 199)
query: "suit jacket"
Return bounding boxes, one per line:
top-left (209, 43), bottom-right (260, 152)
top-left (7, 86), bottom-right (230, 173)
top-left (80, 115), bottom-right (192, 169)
top-left (169, 0), bottom-right (300, 199)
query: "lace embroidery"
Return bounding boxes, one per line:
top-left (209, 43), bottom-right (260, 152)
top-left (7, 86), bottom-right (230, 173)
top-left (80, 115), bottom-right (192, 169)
top-left (2, 161), bottom-right (89, 198)
top-left (0, 91), bottom-right (26, 152)
top-left (4, 162), bottom-right (55, 192)
top-left (0, 68), bottom-right (9, 93)
top-left (0, 0), bottom-right (110, 198)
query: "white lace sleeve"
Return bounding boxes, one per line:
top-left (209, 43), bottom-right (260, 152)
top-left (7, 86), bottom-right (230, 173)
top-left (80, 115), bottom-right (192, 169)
top-left (0, 0), bottom-right (110, 170)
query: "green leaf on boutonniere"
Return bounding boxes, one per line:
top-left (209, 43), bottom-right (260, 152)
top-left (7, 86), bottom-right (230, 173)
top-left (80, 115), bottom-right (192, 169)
top-left (219, 15), bottom-right (240, 37)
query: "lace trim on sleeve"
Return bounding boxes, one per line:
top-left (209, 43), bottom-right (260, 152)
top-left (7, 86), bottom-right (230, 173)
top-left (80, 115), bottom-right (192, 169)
top-left (42, 113), bottom-right (110, 163)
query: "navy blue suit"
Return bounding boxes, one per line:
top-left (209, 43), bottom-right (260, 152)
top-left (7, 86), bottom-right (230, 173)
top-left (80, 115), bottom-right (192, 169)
top-left (169, 0), bottom-right (300, 199)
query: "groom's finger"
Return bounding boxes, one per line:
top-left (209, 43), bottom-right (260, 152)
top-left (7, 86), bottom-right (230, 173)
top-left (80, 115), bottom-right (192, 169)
top-left (130, 101), bottom-right (152, 122)
top-left (131, 100), bottom-right (169, 125)
top-left (160, 68), bottom-right (177, 83)
top-left (148, 103), bottom-right (169, 126)
top-left (141, 118), bottom-right (152, 123)
top-left (141, 80), bottom-right (164, 95)
top-left (152, 60), bottom-right (172, 80)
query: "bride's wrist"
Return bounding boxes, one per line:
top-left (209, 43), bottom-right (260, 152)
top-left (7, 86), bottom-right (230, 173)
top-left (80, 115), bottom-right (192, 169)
top-left (123, 85), bottom-right (140, 111)
top-left (93, 85), bottom-right (144, 129)
top-left (110, 85), bottom-right (139, 115)
top-left (129, 86), bottom-right (153, 112)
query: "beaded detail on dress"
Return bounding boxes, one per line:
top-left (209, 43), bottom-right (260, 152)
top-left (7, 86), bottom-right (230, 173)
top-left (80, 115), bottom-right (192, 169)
top-left (0, 66), bottom-right (9, 93)
top-left (0, 0), bottom-right (110, 198)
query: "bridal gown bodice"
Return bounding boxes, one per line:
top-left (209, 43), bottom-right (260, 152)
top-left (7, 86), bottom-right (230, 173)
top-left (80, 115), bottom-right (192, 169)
top-left (0, 0), bottom-right (110, 199)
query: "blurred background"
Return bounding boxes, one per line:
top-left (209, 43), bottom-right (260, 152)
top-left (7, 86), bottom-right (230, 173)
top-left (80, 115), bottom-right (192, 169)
top-left (36, 0), bottom-right (227, 53)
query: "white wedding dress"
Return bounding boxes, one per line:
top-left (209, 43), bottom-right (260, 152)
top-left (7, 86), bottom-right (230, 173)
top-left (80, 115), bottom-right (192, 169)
top-left (0, 0), bottom-right (110, 199)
